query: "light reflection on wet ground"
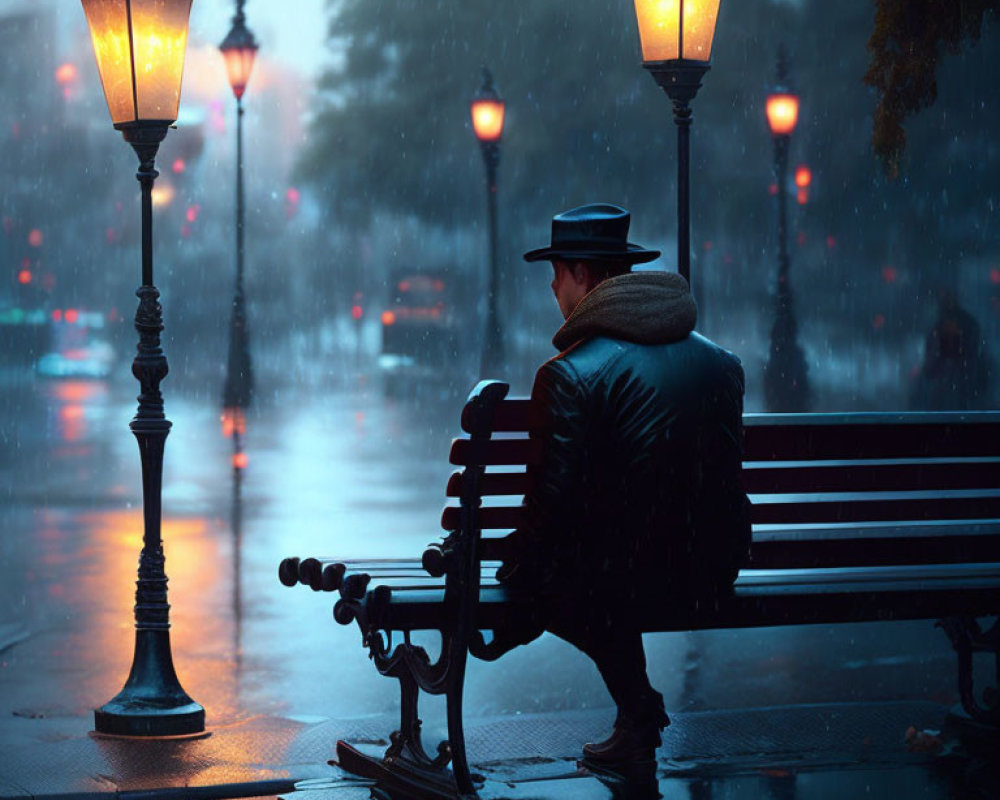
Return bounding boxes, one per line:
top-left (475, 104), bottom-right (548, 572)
top-left (0, 370), bottom-right (986, 798)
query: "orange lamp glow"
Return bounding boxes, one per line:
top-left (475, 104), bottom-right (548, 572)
top-left (219, 10), bottom-right (258, 101)
top-left (381, 310), bottom-right (396, 326)
top-left (633, 0), bottom-right (722, 63)
top-left (766, 92), bottom-right (800, 136)
top-left (17, 269), bottom-right (32, 284)
top-left (794, 165), bottom-right (812, 188)
top-left (81, 0), bottom-right (193, 128)
top-left (471, 68), bottom-right (505, 143)
top-left (471, 99), bottom-right (504, 142)
top-left (233, 451), bottom-right (249, 470)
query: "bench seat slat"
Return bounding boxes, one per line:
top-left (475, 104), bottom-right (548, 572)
top-left (365, 563), bottom-right (1000, 632)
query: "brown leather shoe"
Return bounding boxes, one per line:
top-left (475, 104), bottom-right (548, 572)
top-left (582, 706), bottom-right (670, 765)
top-left (582, 726), bottom-right (657, 764)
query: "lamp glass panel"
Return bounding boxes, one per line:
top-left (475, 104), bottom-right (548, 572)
top-left (223, 46), bottom-right (257, 100)
top-left (682, 0), bottom-right (721, 60)
top-left (766, 93), bottom-right (800, 136)
top-left (81, 0), bottom-right (135, 124)
top-left (471, 100), bottom-right (504, 141)
top-left (131, 0), bottom-right (193, 122)
top-left (634, 0), bottom-right (681, 62)
top-left (634, 0), bottom-right (721, 62)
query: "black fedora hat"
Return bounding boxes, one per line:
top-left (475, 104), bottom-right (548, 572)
top-left (523, 203), bottom-right (660, 264)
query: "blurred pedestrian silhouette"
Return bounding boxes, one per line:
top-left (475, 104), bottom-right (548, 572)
top-left (909, 288), bottom-right (992, 410)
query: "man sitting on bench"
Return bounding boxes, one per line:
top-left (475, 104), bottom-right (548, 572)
top-left (498, 203), bottom-right (752, 768)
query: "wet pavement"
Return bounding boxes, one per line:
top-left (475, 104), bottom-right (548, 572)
top-left (0, 361), bottom-right (997, 798)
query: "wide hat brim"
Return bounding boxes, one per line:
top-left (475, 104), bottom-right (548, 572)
top-left (523, 243), bottom-right (660, 264)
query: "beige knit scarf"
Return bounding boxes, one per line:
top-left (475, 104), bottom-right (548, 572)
top-left (552, 271), bottom-right (697, 352)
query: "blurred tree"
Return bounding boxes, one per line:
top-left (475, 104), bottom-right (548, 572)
top-left (866, 0), bottom-right (999, 177)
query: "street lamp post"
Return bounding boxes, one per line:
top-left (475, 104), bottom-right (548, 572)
top-left (220, 1), bottom-right (258, 463)
top-left (633, 0), bottom-right (722, 290)
top-left (81, 0), bottom-right (204, 736)
top-left (470, 67), bottom-right (505, 377)
top-left (763, 48), bottom-right (810, 412)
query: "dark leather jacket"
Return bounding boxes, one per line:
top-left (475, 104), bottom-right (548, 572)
top-left (505, 272), bottom-right (751, 605)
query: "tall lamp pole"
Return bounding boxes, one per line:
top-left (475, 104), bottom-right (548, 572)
top-left (220, 1), bottom-right (258, 465)
top-left (81, 0), bottom-right (204, 737)
top-left (633, 0), bottom-right (722, 290)
top-left (471, 68), bottom-right (505, 377)
top-left (763, 48), bottom-right (810, 411)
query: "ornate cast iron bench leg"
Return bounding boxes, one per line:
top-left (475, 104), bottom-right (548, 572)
top-left (333, 617), bottom-right (478, 799)
top-left (938, 616), bottom-right (1000, 731)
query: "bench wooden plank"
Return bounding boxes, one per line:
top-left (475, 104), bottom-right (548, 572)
top-left (442, 491), bottom-right (1000, 532)
top-left (449, 438), bottom-right (542, 467)
top-left (366, 564), bottom-right (1000, 632)
top-left (743, 459), bottom-right (1000, 493)
top-left (749, 491), bottom-right (1000, 524)
top-left (461, 398), bottom-right (534, 433)
top-left (743, 413), bottom-right (1000, 460)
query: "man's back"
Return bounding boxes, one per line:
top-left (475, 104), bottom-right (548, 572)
top-left (527, 328), bottom-right (750, 601)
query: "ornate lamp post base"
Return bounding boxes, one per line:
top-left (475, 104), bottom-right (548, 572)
top-left (94, 628), bottom-right (205, 736)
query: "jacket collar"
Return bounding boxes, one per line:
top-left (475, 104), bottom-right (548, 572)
top-left (552, 271), bottom-right (697, 352)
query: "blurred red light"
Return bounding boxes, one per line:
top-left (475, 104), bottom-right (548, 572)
top-left (990, 267), bottom-right (1000, 285)
top-left (55, 63), bottom-right (78, 85)
top-left (351, 304), bottom-right (363, 321)
top-left (172, 159), bottom-right (186, 174)
top-left (882, 266), bottom-right (897, 283)
top-left (768, 183), bottom-right (778, 196)
top-left (433, 279), bottom-right (445, 292)
top-left (703, 240), bottom-right (714, 251)
top-left (233, 452), bottom-right (249, 470)
top-left (17, 269), bottom-right (31, 284)
top-left (286, 188), bottom-right (300, 204)
top-left (796, 188), bottom-right (809, 205)
top-left (381, 310), bottom-right (396, 326)
top-left (872, 313), bottom-right (886, 330)
top-left (794, 165), bottom-right (812, 188)
top-left (51, 309), bottom-right (63, 322)
top-left (826, 235), bottom-right (837, 249)
top-left (398, 280), bottom-right (411, 292)
top-left (28, 229), bottom-right (43, 247)
top-left (65, 309), bottom-right (79, 324)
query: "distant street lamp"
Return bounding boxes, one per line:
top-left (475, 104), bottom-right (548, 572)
top-left (80, 0), bottom-right (204, 736)
top-left (471, 67), bottom-right (505, 377)
top-left (763, 48), bottom-right (810, 411)
top-left (633, 0), bottom-right (722, 289)
top-left (220, 0), bottom-right (258, 464)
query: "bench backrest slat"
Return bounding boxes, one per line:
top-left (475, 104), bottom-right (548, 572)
top-left (441, 390), bottom-right (1000, 573)
top-left (449, 438), bottom-right (542, 467)
top-left (743, 413), bottom-right (1000, 460)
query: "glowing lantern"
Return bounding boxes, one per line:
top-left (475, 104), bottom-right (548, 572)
top-left (81, 0), bottom-right (194, 129)
top-left (219, 5), bottom-right (259, 102)
top-left (766, 93), bottom-right (800, 137)
top-left (633, 0), bottom-right (722, 63)
top-left (471, 70), bottom-right (505, 143)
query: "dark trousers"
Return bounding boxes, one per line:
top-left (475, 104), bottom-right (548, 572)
top-left (544, 598), bottom-right (659, 724)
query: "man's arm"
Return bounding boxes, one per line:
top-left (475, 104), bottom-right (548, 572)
top-left (498, 358), bottom-right (591, 587)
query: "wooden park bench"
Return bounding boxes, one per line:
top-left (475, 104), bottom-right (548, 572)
top-left (279, 380), bottom-right (1000, 799)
